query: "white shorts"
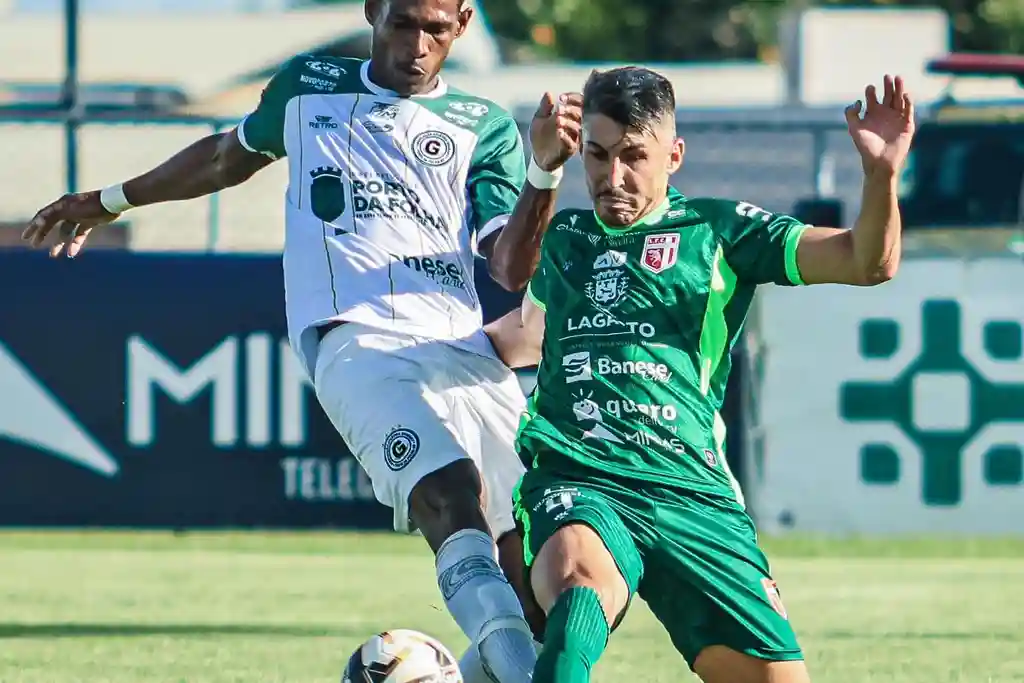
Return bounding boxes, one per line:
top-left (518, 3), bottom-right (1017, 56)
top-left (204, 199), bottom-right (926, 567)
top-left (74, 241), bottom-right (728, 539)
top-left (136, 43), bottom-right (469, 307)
top-left (313, 322), bottom-right (527, 535)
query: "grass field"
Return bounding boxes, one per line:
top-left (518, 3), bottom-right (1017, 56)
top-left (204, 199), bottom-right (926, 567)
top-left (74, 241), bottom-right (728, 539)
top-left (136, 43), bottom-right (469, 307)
top-left (1, 532), bottom-right (1023, 683)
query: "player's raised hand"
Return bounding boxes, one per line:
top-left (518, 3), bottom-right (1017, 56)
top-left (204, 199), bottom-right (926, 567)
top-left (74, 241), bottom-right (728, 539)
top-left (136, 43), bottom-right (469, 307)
top-left (21, 190), bottom-right (119, 258)
top-left (530, 91), bottom-right (583, 172)
top-left (845, 74), bottom-right (916, 178)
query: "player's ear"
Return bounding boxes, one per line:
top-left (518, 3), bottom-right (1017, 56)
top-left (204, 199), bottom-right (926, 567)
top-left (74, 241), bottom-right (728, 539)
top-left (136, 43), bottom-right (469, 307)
top-left (364, 0), bottom-right (381, 26)
top-left (455, 4), bottom-right (473, 37)
top-left (667, 137), bottom-right (685, 174)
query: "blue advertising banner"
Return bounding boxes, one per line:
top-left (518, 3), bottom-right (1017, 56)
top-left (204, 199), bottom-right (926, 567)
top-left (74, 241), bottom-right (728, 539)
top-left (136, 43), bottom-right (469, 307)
top-left (0, 252), bottom-right (744, 528)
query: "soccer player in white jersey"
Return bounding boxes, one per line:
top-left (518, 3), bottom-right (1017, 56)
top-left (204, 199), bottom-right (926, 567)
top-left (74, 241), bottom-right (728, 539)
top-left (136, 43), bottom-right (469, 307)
top-left (21, 1), bottom-right (584, 681)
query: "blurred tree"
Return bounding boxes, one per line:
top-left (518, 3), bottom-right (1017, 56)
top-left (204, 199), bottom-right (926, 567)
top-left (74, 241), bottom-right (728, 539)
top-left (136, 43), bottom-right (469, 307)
top-left (811, 0), bottom-right (1024, 54)
top-left (479, 0), bottom-right (787, 62)
top-left (299, 0), bottom-right (1024, 59)
top-left (972, 0), bottom-right (1024, 53)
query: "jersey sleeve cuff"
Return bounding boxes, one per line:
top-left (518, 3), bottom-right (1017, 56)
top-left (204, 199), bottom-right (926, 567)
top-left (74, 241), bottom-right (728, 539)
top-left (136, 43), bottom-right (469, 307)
top-left (474, 214), bottom-right (510, 253)
top-left (235, 115), bottom-right (257, 153)
top-left (235, 116), bottom-right (279, 160)
top-left (526, 282), bottom-right (547, 312)
top-left (784, 224), bottom-right (808, 286)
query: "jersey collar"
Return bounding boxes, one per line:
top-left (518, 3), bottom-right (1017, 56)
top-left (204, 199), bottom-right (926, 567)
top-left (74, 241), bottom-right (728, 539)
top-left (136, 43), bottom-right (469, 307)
top-left (594, 193), bottom-right (671, 234)
top-left (361, 60), bottom-right (448, 99)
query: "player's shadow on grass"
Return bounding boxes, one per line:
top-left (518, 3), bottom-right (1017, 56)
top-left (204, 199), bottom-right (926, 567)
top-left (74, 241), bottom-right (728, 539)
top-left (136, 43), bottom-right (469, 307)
top-left (0, 623), bottom-right (366, 639)
top-left (821, 630), bottom-right (1019, 642)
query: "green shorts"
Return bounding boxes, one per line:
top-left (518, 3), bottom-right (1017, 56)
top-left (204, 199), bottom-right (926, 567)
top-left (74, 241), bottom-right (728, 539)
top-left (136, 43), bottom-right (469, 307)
top-left (512, 458), bottom-right (802, 670)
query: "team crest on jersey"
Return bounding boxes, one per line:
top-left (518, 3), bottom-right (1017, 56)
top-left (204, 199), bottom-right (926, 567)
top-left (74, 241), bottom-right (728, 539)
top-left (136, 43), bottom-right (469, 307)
top-left (585, 250), bottom-right (629, 308)
top-left (412, 131), bottom-right (456, 166)
top-left (641, 233), bottom-right (680, 273)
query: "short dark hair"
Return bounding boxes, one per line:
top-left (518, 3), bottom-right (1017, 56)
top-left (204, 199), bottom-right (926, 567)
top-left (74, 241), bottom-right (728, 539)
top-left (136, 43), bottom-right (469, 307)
top-left (582, 67), bottom-right (675, 134)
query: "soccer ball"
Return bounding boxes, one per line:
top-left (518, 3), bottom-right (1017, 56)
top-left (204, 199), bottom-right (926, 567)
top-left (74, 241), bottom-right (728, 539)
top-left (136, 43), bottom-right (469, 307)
top-left (342, 629), bottom-right (462, 683)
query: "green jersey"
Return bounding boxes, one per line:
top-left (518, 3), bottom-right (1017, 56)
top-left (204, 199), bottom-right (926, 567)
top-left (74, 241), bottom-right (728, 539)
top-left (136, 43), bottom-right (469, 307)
top-left (519, 189), bottom-right (808, 496)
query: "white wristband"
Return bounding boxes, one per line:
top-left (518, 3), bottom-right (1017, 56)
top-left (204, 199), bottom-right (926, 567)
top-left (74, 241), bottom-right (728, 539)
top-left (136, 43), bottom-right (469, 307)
top-left (527, 157), bottom-right (562, 190)
top-left (99, 184), bottom-right (133, 214)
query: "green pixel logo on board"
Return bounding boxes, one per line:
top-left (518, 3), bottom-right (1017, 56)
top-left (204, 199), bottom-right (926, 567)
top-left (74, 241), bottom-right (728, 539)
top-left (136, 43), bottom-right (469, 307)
top-left (839, 300), bottom-right (1024, 506)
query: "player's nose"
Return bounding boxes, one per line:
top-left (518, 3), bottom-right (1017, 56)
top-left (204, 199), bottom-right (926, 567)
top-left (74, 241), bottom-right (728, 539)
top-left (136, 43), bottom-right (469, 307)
top-left (412, 30), bottom-right (431, 58)
top-left (608, 158), bottom-right (625, 188)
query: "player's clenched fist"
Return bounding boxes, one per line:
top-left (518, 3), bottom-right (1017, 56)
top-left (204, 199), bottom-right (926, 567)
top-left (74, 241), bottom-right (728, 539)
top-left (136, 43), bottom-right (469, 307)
top-left (21, 190), bottom-right (119, 258)
top-left (530, 91), bottom-right (583, 172)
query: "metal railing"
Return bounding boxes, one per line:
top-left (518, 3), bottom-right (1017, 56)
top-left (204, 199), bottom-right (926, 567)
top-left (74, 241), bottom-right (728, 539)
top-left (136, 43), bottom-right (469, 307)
top-left (0, 109), bottom-right (855, 251)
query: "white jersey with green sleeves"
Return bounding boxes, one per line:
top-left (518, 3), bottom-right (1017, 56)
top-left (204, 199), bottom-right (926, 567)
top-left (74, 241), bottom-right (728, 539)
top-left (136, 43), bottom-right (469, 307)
top-left (236, 55), bottom-right (526, 378)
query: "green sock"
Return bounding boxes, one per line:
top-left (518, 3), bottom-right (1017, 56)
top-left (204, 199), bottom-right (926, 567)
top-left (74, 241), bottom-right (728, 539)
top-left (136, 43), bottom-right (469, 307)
top-left (534, 587), bottom-right (610, 683)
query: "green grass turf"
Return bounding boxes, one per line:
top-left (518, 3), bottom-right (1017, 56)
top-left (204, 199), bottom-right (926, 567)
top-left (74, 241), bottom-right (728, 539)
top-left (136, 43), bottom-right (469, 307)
top-left (0, 531), bottom-right (1022, 682)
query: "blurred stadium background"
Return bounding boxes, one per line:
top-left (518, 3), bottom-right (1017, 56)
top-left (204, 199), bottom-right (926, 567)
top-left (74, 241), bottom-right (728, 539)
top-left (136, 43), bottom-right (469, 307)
top-left (1, 1), bottom-right (1023, 681)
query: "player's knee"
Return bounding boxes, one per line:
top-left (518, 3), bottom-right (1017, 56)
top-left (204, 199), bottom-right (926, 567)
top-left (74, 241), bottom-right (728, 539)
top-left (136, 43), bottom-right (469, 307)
top-left (693, 646), bottom-right (810, 683)
top-left (531, 523), bottom-right (629, 626)
top-left (409, 459), bottom-right (488, 552)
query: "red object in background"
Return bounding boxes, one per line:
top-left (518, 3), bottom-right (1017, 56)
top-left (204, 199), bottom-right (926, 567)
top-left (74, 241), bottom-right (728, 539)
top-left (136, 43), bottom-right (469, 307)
top-left (927, 53), bottom-right (1024, 81)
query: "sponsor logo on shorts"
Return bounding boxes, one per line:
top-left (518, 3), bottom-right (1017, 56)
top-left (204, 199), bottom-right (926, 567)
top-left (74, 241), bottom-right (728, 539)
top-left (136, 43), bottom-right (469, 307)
top-left (761, 578), bottom-right (788, 619)
top-left (703, 448), bottom-right (718, 467)
top-left (412, 131), bottom-right (456, 167)
top-left (382, 426), bottom-right (420, 471)
top-left (537, 487), bottom-right (579, 521)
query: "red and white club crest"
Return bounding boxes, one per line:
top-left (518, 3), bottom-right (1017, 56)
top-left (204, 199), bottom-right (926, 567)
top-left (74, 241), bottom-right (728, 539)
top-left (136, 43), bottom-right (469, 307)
top-left (761, 578), bottom-right (788, 619)
top-left (641, 233), bottom-right (680, 273)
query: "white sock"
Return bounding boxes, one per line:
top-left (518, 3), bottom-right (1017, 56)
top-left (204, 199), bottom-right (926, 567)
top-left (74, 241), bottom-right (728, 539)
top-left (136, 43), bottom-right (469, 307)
top-left (436, 529), bottom-right (537, 683)
top-left (460, 640), bottom-right (543, 683)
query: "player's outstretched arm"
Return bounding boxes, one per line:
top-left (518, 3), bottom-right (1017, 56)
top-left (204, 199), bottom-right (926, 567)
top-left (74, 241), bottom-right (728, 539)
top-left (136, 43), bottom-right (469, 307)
top-left (796, 75), bottom-right (915, 287)
top-left (486, 92), bottom-right (582, 292)
top-left (117, 129), bottom-right (271, 207)
top-left (22, 130), bottom-right (272, 258)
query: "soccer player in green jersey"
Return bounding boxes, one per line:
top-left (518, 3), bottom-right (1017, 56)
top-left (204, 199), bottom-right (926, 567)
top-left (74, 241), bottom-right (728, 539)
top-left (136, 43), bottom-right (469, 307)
top-left (495, 67), bottom-right (915, 683)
